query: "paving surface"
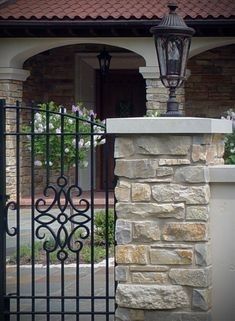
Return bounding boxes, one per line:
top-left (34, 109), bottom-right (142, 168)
top-left (5, 208), bottom-right (115, 321)
top-left (6, 264), bottom-right (115, 321)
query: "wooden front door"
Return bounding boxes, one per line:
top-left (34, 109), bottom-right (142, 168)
top-left (96, 70), bottom-right (146, 190)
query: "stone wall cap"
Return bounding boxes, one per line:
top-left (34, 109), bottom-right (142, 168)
top-left (106, 117), bottom-right (232, 134)
top-left (209, 165), bottom-right (235, 183)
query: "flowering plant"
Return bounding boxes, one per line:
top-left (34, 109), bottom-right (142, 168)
top-left (24, 101), bottom-right (105, 169)
top-left (145, 110), bottom-right (161, 117)
top-left (222, 109), bottom-right (235, 164)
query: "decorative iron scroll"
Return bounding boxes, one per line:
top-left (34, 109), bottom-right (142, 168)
top-left (5, 201), bottom-right (18, 237)
top-left (35, 175), bottom-right (90, 261)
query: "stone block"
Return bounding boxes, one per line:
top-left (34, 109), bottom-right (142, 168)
top-left (131, 183), bottom-right (151, 202)
top-left (131, 272), bottom-right (168, 284)
top-left (181, 312), bottom-right (212, 321)
top-left (152, 184), bottom-right (210, 205)
top-left (116, 220), bottom-right (132, 244)
top-left (116, 266), bottom-right (129, 282)
top-left (130, 265), bottom-right (169, 272)
top-left (145, 311), bottom-right (212, 321)
top-left (115, 202), bottom-right (185, 220)
top-left (162, 223), bottom-right (208, 241)
top-left (115, 159), bottom-right (156, 179)
top-left (136, 136), bottom-right (190, 156)
top-left (195, 243), bottom-right (212, 266)
top-left (115, 180), bottom-right (131, 202)
top-left (133, 221), bottom-right (160, 242)
top-left (116, 245), bottom-right (149, 264)
top-left (115, 307), bottom-right (130, 321)
top-left (156, 167), bottom-right (174, 177)
top-left (159, 159), bottom-right (191, 166)
top-left (192, 145), bottom-right (207, 162)
top-left (150, 249), bottom-right (193, 265)
top-left (186, 206), bottom-right (209, 221)
top-left (169, 267), bottom-right (212, 287)
top-left (192, 288), bottom-right (212, 311)
top-left (116, 284), bottom-right (190, 309)
top-left (174, 166), bottom-right (209, 183)
top-left (115, 137), bottom-right (135, 158)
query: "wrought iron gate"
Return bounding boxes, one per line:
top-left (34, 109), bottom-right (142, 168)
top-left (0, 100), bottom-right (115, 320)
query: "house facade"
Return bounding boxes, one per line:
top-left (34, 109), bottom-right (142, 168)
top-left (0, 0), bottom-right (235, 118)
top-left (0, 0), bottom-right (235, 195)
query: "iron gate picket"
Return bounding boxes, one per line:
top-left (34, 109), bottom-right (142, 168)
top-left (0, 99), bottom-right (115, 321)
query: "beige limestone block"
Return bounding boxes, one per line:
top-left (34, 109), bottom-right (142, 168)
top-left (156, 167), bottom-right (174, 177)
top-left (136, 136), bottom-right (191, 156)
top-left (132, 272), bottom-right (168, 284)
top-left (131, 183), bottom-right (151, 202)
top-left (151, 244), bottom-right (192, 249)
top-left (116, 245), bottom-right (149, 264)
top-left (116, 284), bottom-right (190, 309)
top-left (169, 268), bottom-right (212, 287)
top-left (115, 137), bottom-right (135, 158)
top-left (115, 159), bottom-right (156, 179)
top-left (152, 184), bottom-right (210, 205)
top-left (159, 159), bottom-right (190, 166)
top-left (192, 145), bottom-right (207, 162)
top-left (133, 221), bottom-right (160, 242)
top-left (150, 249), bottom-right (193, 265)
top-left (186, 206), bottom-right (209, 221)
top-left (115, 202), bottom-right (185, 220)
top-left (162, 223), bottom-right (208, 241)
top-left (115, 180), bottom-right (131, 202)
top-left (130, 265), bottom-right (169, 272)
top-left (205, 145), bottom-right (217, 164)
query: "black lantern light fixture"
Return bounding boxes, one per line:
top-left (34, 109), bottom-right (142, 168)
top-left (97, 47), bottom-right (112, 76)
top-left (150, 3), bottom-right (195, 116)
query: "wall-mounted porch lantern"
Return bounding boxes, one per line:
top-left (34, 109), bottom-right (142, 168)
top-left (150, 3), bottom-right (195, 116)
top-left (97, 47), bottom-right (112, 76)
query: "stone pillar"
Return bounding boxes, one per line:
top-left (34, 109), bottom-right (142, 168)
top-left (106, 117), bottom-right (232, 321)
top-left (139, 67), bottom-right (185, 116)
top-left (0, 68), bottom-right (30, 199)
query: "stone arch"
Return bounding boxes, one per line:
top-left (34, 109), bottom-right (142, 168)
top-left (185, 43), bottom-right (235, 117)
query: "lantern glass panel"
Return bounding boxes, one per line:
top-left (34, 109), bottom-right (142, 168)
top-left (166, 37), bottom-right (182, 76)
top-left (180, 37), bottom-right (191, 80)
top-left (156, 37), bottom-right (167, 78)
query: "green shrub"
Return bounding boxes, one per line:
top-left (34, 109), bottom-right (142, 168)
top-left (94, 209), bottom-right (115, 246)
top-left (224, 131), bottom-right (235, 164)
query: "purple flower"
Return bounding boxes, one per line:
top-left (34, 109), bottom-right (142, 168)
top-left (72, 105), bottom-right (78, 113)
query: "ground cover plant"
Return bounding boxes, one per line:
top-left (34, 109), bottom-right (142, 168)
top-left (9, 209), bottom-right (115, 265)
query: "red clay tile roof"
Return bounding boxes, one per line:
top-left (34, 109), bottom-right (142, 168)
top-left (0, 0), bottom-right (235, 20)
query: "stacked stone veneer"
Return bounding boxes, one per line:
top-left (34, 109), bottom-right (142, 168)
top-left (146, 78), bottom-right (185, 116)
top-left (0, 80), bottom-right (23, 200)
top-left (114, 133), bottom-right (225, 321)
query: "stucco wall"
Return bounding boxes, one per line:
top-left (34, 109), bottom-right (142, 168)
top-left (210, 166), bottom-right (235, 321)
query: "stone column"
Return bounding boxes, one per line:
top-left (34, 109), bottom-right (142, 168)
top-left (106, 117), bottom-right (232, 321)
top-left (139, 66), bottom-right (185, 116)
top-left (0, 68), bottom-right (30, 199)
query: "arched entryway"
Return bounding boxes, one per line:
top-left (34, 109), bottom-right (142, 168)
top-left (21, 43), bottom-right (146, 193)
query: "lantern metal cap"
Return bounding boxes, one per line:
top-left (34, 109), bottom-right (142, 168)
top-left (150, 3), bottom-right (195, 36)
